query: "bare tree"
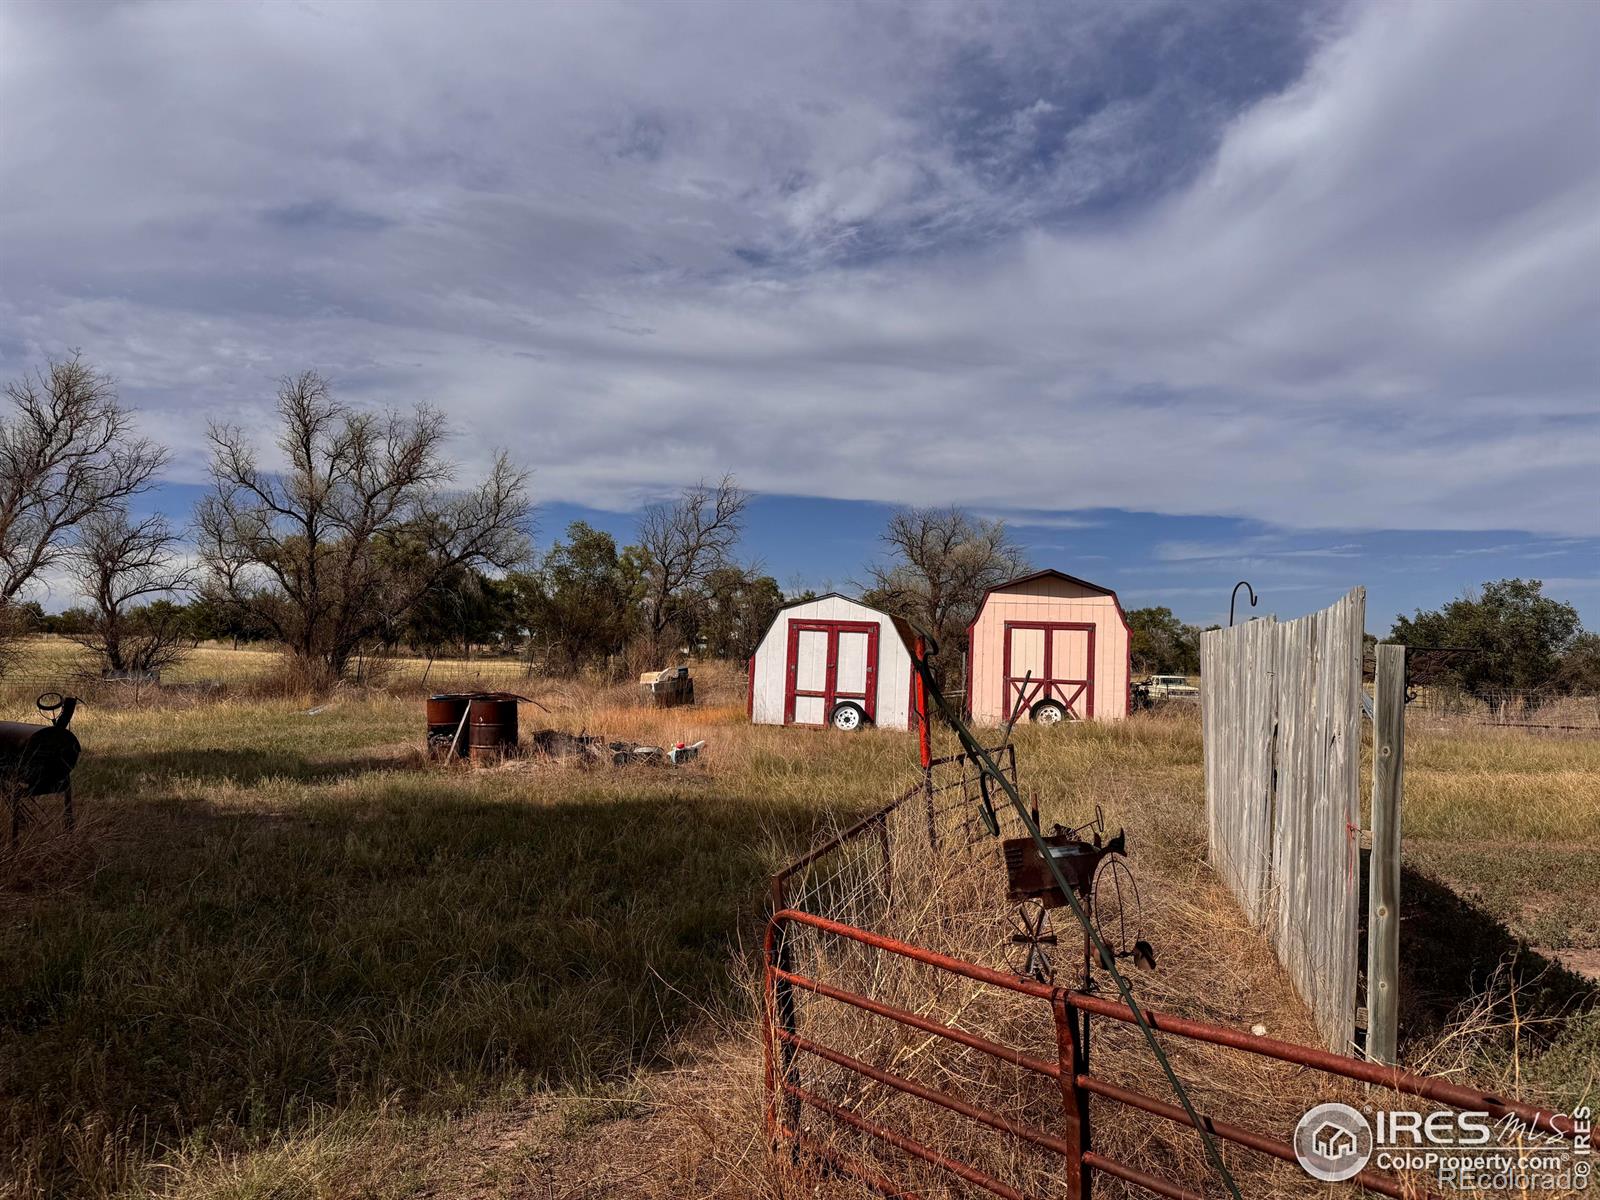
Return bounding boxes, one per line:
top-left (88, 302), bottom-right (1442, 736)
top-left (0, 354), bottom-right (165, 600)
top-left (197, 371), bottom-right (532, 683)
top-left (863, 506), bottom-right (1030, 659)
top-left (636, 474), bottom-right (749, 644)
top-left (0, 354), bottom-right (165, 670)
top-left (70, 511), bottom-right (198, 676)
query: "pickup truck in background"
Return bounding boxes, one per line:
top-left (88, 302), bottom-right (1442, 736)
top-left (1142, 674), bottom-right (1200, 699)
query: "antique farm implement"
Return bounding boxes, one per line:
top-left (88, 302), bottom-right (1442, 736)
top-left (2, 692), bottom-right (82, 840)
top-left (1002, 805), bottom-right (1154, 987)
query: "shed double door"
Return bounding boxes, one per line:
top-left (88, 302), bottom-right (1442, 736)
top-left (784, 620), bottom-right (878, 725)
top-left (1003, 621), bottom-right (1095, 720)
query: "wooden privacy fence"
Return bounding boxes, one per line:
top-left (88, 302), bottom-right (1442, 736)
top-left (1201, 588), bottom-right (1374, 1054)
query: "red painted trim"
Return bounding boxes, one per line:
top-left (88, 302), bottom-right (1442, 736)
top-left (783, 619), bottom-right (880, 726)
top-left (758, 594), bottom-right (917, 663)
top-left (1002, 620), bottom-right (1096, 720)
top-left (913, 635), bottom-right (931, 768)
top-left (970, 568), bottom-right (1136, 719)
top-left (783, 620), bottom-right (800, 725)
top-left (747, 653), bottom-right (756, 719)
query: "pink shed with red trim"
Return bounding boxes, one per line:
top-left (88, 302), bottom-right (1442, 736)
top-left (966, 570), bottom-right (1132, 725)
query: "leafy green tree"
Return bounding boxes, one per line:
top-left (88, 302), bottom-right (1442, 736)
top-left (394, 552), bottom-right (517, 661)
top-left (520, 522), bottom-right (642, 673)
top-left (187, 587), bottom-right (271, 647)
top-left (1390, 579), bottom-right (1581, 695)
top-left (1553, 632), bottom-right (1600, 695)
top-left (697, 565), bottom-right (783, 661)
top-left (42, 606), bottom-right (93, 636)
top-left (1126, 606), bottom-right (1200, 675)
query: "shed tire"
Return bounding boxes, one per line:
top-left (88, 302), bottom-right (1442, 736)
top-left (829, 702), bottom-right (868, 732)
top-left (1030, 700), bottom-right (1071, 726)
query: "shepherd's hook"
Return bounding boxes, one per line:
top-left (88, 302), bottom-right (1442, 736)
top-left (1229, 580), bottom-right (1258, 627)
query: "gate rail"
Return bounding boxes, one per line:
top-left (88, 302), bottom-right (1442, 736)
top-left (764, 908), bottom-right (1578, 1200)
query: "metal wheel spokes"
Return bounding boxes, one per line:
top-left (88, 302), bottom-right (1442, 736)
top-left (1091, 857), bottom-right (1143, 963)
top-left (1005, 899), bottom-right (1057, 984)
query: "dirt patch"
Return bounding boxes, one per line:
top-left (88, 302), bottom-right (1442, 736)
top-left (1537, 947), bottom-right (1600, 983)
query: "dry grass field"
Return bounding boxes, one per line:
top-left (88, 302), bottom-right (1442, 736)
top-left (0, 643), bottom-right (1594, 1199)
top-left (7, 636), bottom-right (534, 690)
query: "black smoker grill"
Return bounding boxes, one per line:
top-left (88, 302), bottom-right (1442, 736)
top-left (2, 693), bottom-right (82, 839)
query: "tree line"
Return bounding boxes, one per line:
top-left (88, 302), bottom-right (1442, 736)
top-left (1120, 583), bottom-right (1600, 698)
top-left (0, 359), bottom-right (794, 684)
top-left (0, 355), bottom-right (1595, 696)
top-left (0, 357), bottom-right (1046, 684)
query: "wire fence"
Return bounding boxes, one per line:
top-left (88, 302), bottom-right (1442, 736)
top-left (1404, 685), bottom-right (1600, 733)
top-left (771, 743), bottom-right (1020, 928)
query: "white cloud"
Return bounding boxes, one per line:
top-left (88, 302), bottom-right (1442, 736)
top-left (0, 0), bottom-right (1594, 534)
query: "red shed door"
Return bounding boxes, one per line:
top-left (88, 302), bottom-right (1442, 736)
top-left (784, 620), bottom-right (878, 725)
top-left (1002, 621), bottom-right (1095, 721)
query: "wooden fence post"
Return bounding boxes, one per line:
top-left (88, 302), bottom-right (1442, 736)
top-left (1366, 643), bottom-right (1405, 1064)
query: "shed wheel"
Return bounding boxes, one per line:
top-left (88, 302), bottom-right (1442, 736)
top-left (829, 702), bottom-right (867, 732)
top-left (1031, 700), bottom-right (1071, 726)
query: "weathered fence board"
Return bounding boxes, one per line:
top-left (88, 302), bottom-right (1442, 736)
top-left (1202, 588), bottom-right (1365, 1051)
top-left (1367, 643), bottom-right (1406, 1064)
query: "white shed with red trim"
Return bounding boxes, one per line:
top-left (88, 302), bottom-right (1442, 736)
top-left (966, 570), bottom-right (1132, 725)
top-left (748, 594), bottom-right (917, 732)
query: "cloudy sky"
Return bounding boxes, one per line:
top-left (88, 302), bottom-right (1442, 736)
top-left (2, 0), bottom-right (1596, 626)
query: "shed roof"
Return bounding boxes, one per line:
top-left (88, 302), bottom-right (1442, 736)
top-left (765, 592), bottom-right (920, 658)
top-left (989, 568), bottom-right (1116, 597)
top-left (976, 569), bottom-right (1132, 629)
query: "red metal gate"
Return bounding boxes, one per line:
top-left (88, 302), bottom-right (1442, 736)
top-left (786, 620), bottom-right (879, 726)
top-left (765, 908), bottom-right (1578, 1200)
top-left (1003, 622), bottom-right (1095, 721)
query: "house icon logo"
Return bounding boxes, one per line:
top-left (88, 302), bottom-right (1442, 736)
top-left (1294, 1102), bottom-right (1373, 1181)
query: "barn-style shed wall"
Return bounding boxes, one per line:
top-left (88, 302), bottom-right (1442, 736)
top-left (749, 595), bottom-right (916, 730)
top-left (967, 572), bottom-right (1131, 724)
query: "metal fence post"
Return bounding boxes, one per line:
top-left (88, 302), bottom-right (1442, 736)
top-left (767, 880), bottom-right (802, 1141)
top-left (877, 815), bottom-right (893, 906)
top-left (1053, 992), bottom-right (1092, 1200)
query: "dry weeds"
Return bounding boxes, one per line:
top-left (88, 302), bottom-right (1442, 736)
top-left (0, 658), bottom-right (1593, 1199)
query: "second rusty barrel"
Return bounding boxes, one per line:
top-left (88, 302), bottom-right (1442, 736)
top-left (426, 694), bottom-right (474, 759)
top-left (467, 693), bottom-right (520, 762)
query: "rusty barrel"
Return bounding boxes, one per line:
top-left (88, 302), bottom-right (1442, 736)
top-left (467, 694), bottom-right (519, 762)
top-left (426, 694), bottom-right (473, 759)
